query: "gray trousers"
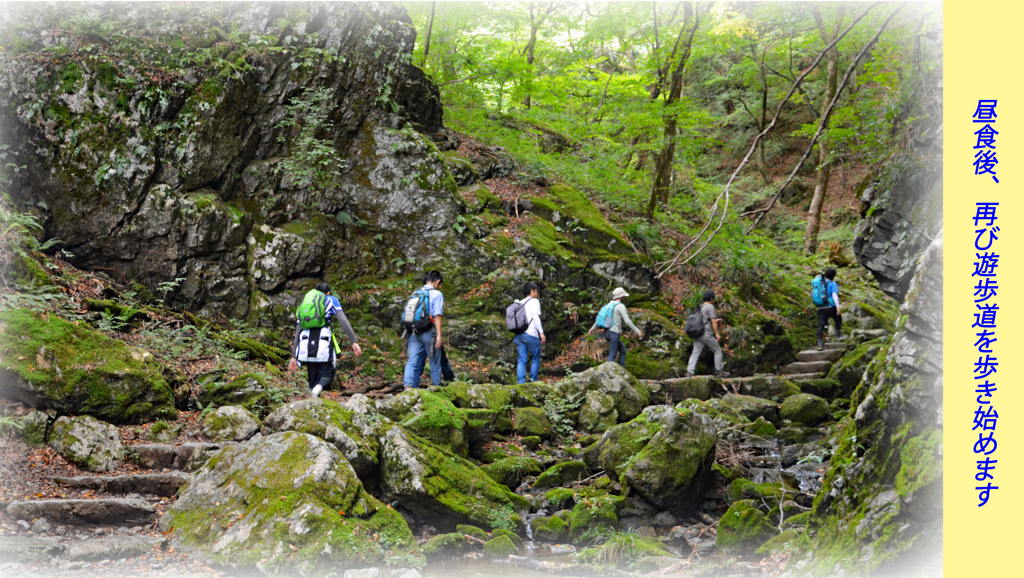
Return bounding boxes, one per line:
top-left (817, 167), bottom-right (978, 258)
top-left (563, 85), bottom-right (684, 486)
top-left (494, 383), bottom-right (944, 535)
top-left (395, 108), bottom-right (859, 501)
top-left (687, 333), bottom-right (723, 373)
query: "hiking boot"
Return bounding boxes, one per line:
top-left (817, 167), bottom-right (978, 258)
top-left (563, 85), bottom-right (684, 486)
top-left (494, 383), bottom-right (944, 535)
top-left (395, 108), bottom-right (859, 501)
top-left (816, 340), bottom-right (824, 350)
top-left (311, 384), bottom-right (323, 398)
top-left (716, 370), bottom-right (731, 378)
top-left (685, 372), bottom-right (695, 378)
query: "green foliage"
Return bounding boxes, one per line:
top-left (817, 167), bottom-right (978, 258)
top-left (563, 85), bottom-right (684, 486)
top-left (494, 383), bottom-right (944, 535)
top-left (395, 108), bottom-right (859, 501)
top-left (576, 529), bottom-right (671, 571)
top-left (274, 87), bottom-right (348, 192)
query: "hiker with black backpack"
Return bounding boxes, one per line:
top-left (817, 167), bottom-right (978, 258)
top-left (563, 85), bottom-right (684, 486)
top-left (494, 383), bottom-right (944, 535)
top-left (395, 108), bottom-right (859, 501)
top-left (588, 287), bottom-right (643, 368)
top-left (507, 282), bottom-right (545, 383)
top-left (402, 270), bottom-right (445, 389)
top-left (685, 290), bottom-right (727, 378)
top-left (287, 282), bottom-right (362, 397)
top-left (813, 267), bottom-right (842, 350)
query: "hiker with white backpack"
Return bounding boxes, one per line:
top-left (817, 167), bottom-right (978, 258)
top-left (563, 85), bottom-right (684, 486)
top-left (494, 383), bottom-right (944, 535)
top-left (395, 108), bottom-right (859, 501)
top-left (401, 270), bottom-right (445, 389)
top-left (506, 282), bottom-right (545, 383)
top-left (588, 287), bottom-right (643, 368)
top-left (287, 282), bottom-right (363, 397)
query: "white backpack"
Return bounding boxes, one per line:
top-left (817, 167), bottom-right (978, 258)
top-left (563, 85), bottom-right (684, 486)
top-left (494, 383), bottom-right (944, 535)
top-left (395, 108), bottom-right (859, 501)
top-left (295, 327), bottom-right (335, 363)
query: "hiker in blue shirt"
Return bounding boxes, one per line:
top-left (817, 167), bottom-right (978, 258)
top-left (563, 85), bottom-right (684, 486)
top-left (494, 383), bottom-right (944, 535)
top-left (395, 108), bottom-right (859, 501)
top-left (816, 268), bottom-right (843, 350)
top-left (403, 270), bottom-right (445, 388)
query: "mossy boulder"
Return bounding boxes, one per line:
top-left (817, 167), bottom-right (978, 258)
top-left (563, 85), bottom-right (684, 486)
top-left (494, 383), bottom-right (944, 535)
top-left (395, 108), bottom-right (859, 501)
top-left (263, 397), bottom-right (383, 479)
top-left (716, 500), bottom-right (778, 554)
top-left (826, 342), bottom-right (881, 396)
top-left (198, 373), bottom-right (275, 418)
top-left (420, 533), bottom-right (472, 561)
top-left (776, 426), bottom-right (826, 446)
top-left (491, 527), bottom-right (524, 549)
top-left (533, 460), bottom-right (588, 489)
top-left (568, 494), bottom-right (625, 544)
top-left (780, 394), bottom-right (829, 426)
top-left (576, 390), bottom-right (618, 433)
top-left (545, 487), bottom-right (578, 510)
top-left (49, 415), bottom-right (124, 472)
top-left (376, 389), bottom-right (468, 457)
top-left (513, 406), bottom-right (552, 438)
top-left (556, 362), bottom-right (650, 424)
top-left (0, 309), bottom-right (176, 424)
top-left (483, 534), bottom-right (518, 559)
top-left (200, 406), bottom-right (261, 442)
top-left (16, 411), bottom-right (51, 446)
top-left (456, 524), bottom-right (490, 541)
top-left (583, 406), bottom-right (716, 517)
top-left (162, 432), bottom-right (419, 574)
top-left (756, 528), bottom-right (802, 555)
top-left (744, 416), bottom-right (777, 437)
top-left (481, 456), bottom-right (544, 489)
top-left (147, 420), bottom-right (182, 443)
top-left (521, 436), bottom-right (542, 451)
top-left (377, 426), bottom-right (523, 532)
top-left (718, 394), bottom-right (780, 425)
top-left (530, 515), bottom-right (569, 542)
top-left (725, 479), bottom-right (785, 509)
top-left (664, 376), bottom-right (719, 402)
top-left (737, 375), bottom-right (801, 401)
top-left (797, 378), bottom-right (843, 400)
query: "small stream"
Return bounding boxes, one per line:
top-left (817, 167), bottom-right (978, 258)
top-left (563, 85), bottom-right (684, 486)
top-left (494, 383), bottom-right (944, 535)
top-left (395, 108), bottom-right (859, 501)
top-left (422, 542), bottom-right (580, 578)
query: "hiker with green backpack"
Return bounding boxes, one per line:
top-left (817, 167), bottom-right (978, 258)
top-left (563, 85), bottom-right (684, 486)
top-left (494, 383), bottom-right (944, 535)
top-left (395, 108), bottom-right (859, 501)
top-left (812, 267), bottom-right (842, 350)
top-left (685, 290), bottom-right (727, 377)
top-left (287, 282), bottom-right (362, 397)
top-left (588, 287), bottom-right (643, 368)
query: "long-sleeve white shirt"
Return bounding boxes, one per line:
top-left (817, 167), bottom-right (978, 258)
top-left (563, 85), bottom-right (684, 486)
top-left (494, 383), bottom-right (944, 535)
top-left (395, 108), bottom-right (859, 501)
top-left (517, 297), bottom-right (544, 338)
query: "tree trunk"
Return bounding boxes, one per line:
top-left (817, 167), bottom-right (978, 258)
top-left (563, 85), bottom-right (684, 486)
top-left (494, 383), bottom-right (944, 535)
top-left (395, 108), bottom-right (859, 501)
top-left (756, 46), bottom-right (771, 184)
top-left (647, 3), bottom-right (698, 221)
top-left (421, 1), bottom-right (436, 68)
top-left (803, 5), bottom-right (844, 254)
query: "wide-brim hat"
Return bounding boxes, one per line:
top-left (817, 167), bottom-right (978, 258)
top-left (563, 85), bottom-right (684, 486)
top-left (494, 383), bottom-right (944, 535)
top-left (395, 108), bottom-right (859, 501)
top-left (612, 287), bottom-right (630, 299)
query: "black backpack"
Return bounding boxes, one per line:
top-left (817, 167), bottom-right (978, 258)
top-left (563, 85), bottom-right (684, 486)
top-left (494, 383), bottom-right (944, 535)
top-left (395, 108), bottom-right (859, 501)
top-left (684, 307), bottom-right (706, 339)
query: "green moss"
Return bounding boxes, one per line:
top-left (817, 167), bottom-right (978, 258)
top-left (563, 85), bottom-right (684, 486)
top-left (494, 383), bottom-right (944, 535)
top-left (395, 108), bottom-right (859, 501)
top-left (725, 479), bottom-right (785, 508)
top-left (756, 528), bottom-right (802, 555)
top-left (522, 217), bottom-right (584, 268)
top-left (533, 460), bottom-right (587, 489)
top-left (894, 426), bottom-right (941, 499)
top-left (481, 456), bottom-right (543, 488)
top-left (483, 534), bottom-right (518, 559)
top-left (456, 524), bottom-right (490, 541)
top-left (545, 488), bottom-right (577, 510)
top-left (199, 373), bottom-right (275, 417)
top-left (513, 406), bottom-right (552, 437)
top-left (716, 500), bottom-right (778, 554)
top-left (0, 309), bottom-right (176, 423)
top-left (529, 184), bottom-right (630, 250)
top-left (490, 527), bottom-right (524, 549)
top-left (575, 531), bottom-right (670, 570)
top-left (419, 532), bottom-right (471, 561)
top-left (568, 494), bottom-right (624, 544)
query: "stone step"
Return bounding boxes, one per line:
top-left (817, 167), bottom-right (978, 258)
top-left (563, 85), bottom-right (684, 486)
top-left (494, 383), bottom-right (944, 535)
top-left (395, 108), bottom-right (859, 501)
top-left (786, 373), bottom-right (827, 382)
top-left (53, 473), bottom-right (189, 497)
top-left (129, 442), bottom-right (233, 471)
top-left (796, 348), bottom-right (845, 363)
top-left (822, 342), bottom-right (848, 350)
top-left (779, 360), bottom-right (833, 376)
top-left (4, 498), bottom-right (156, 526)
top-left (0, 534), bottom-right (164, 563)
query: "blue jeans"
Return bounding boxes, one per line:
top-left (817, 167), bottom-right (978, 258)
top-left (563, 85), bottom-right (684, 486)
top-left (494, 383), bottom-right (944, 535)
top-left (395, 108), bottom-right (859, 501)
top-left (513, 333), bottom-right (542, 383)
top-left (404, 330), bottom-right (441, 387)
top-left (605, 330), bottom-right (626, 367)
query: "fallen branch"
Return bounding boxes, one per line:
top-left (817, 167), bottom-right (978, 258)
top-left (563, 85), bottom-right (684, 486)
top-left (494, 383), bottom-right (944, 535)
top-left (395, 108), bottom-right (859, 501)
top-left (338, 382), bottom-right (403, 397)
top-left (654, 2), bottom-right (881, 278)
top-left (745, 3), bottom-right (906, 234)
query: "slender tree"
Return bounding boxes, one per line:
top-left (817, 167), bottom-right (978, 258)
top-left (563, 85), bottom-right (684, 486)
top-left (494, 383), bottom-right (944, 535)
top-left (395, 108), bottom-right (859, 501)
top-left (803, 4), bottom-right (845, 254)
top-left (421, 1), bottom-right (436, 68)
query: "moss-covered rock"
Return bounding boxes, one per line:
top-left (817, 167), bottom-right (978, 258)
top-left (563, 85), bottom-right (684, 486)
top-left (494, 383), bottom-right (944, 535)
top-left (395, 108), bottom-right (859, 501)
top-left (481, 456), bottom-right (544, 489)
top-left (576, 390), bottom-right (618, 433)
top-left (455, 524), bottom-right (490, 541)
top-left (521, 436), bottom-right (542, 451)
top-left (200, 406), bottom-right (261, 442)
top-left (513, 406), bottom-right (552, 438)
top-left (756, 528), bottom-right (802, 555)
top-left (568, 494), bottom-right (624, 544)
top-left (825, 342), bottom-right (881, 397)
top-left (420, 533), bottom-right (472, 561)
top-left (198, 373), bottom-right (275, 418)
top-left (556, 362), bottom-right (650, 424)
top-left (491, 527), bottom-right (524, 549)
top-left (718, 394), bottom-right (779, 424)
top-left (49, 415), bottom-right (124, 472)
top-left (530, 515), bottom-right (569, 542)
top-left (736, 375), bottom-right (801, 401)
top-left (162, 432), bottom-right (420, 574)
top-left (798, 378), bottom-right (843, 400)
top-left (664, 376), bottom-right (719, 402)
top-left (776, 426), bottom-right (826, 446)
top-left (376, 389), bottom-right (468, 457)
top-left (263, 397), bottom-right (383, 479)
top-left (533, 460), bottom-right (587, 489)
top-left (483, 534), bottom-right (518, 559)
top-left (743, 416), bottom-right (777, 437)
top-left (576, 533), bottom-right (672, 570)
top-left (0, 309), bottom-right (176, 424)
top-left (147, 420), bottom-right (182, 443)
top-left (780, 393), bottom-right (829, 426)
top-left (545, 488), bottom-right (578, 511)
top-left (377, 425), bottom-right (523, 532)
top-left (582, 406), bottom-right (716, 517)
top-left (16, 410), bottom-right (51, 446)
top-left (724, 479), bottom-right (785, 509)
top-left (716, 500), bottom-right (778, 554)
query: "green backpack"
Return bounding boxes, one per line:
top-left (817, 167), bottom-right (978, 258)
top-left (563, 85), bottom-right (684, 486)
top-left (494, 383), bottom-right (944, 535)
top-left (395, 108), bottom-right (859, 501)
top-left (296, 289), bottom-right (327, 330)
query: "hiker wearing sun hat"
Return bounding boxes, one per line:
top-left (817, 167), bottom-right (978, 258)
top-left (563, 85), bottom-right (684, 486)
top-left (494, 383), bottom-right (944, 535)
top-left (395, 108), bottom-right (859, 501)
top-left (588, 287), bottom-right (644, 368)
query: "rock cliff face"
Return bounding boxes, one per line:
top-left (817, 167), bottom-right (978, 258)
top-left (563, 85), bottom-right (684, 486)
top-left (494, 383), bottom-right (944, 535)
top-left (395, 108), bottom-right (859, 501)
top-left (798, 231), bottom-right (942, 575)
top-left (0, 1), bottom-right (459, 323)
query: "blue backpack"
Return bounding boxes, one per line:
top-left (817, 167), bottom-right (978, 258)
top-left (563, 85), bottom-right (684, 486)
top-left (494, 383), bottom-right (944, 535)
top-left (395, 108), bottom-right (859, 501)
top-left (811, 276), bottom-right (831, 307)
top-left (595, 301), bottom-right (618, 329)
